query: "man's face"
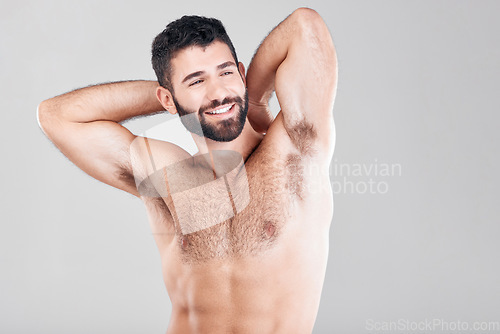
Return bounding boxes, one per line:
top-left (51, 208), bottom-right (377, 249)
top-left (169, 41), bottom-right (248, 142)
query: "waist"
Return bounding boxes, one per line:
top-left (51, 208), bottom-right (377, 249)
top-left (167, 301), bottom-right (314, 334)
top-left (164, 255), bottom-right (324, 334)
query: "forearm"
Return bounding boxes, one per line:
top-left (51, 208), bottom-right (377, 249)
top-left (39, 80), bottom-right (164, 124)
top-left (246, 10), bottom-right (301, 104)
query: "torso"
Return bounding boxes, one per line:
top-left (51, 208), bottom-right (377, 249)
top-left (135, 112), bottom-right (334, 334)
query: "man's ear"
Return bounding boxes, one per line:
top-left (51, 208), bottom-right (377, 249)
top-left (156, 86), bottom-right (177, 115)
top-left (238, 62), bottom-right (246, 86)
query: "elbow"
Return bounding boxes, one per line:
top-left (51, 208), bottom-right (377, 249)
top-left (292, 7), bottom-right (322, 19)
top-left (291, 7), bottom-right (336, 61)
top-left (37, 99), bottom-right (56, 135)
top-left (37, 100), bottom-right (48, 133)
top-left (291, 8), bottom-right (334, 47)
top-left (291, 7), bottom-right (327, 32)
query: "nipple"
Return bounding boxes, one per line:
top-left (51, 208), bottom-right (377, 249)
top-left (264, 222), bottom-right (276, 237)
top-left (181, 236), bottom-right (189, 248)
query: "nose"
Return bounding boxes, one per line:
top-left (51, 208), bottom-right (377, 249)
top-left (206, 79), bottom-right (228, 102)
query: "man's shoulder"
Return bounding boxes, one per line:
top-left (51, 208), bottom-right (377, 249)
top-left (131, 136), bottom-right (191, 163)
top-left (128, 136), bottom-right (191, 187)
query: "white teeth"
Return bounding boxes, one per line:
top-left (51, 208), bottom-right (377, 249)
top-left (207, 105), bottom-right (232, 114)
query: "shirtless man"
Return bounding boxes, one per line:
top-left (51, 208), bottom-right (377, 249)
top-left (37, 7), bottom-right (337, 334)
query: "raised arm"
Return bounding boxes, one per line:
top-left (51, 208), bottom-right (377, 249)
top-left (246, 8), bottom-right (337, 156)
top-left (37, 80), bottom-right (165, 197)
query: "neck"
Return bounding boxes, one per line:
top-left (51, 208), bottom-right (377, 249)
top-left (192, 118), bottom-right (263, 162)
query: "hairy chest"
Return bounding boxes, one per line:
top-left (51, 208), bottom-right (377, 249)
top-left (140, 143), bottom-right (305, 263)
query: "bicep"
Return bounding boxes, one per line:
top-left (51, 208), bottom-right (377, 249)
top-left (275, 9), bottom-right (337, 154)
top-left (40, 114), bottom-right (140, 197)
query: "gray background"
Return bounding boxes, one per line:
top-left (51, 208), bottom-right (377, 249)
top-left (1, 0), bottom-right (499, 333)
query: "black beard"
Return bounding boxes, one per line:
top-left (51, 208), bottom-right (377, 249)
top-left (173, 89), bottom-right (249, 142)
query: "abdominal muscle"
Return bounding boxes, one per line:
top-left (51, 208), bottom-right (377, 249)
top-left (144, 194), bottom-right (332, 334)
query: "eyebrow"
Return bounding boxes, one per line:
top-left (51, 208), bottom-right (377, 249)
top-left (217, 61), bottom-right (236, 70)
top-left (181, 61), bottom-right (237, 84)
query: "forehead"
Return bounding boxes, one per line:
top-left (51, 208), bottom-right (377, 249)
top-left (170, 41), bottom-right (235, 82)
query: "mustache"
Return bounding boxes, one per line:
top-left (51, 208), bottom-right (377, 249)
top-left (199, 96), bottom-right (243, 114)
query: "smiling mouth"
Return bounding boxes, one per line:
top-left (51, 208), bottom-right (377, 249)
top-left (205, 104), bottom-right (235, 116)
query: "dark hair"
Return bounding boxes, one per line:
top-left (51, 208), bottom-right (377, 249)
top-left (151, 15), bottom-right (239, 91)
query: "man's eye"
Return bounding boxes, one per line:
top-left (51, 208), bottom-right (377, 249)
top-left (222, 71), bottom-right (233, 76)
top-left (189, 80), bottom-right (203, 86)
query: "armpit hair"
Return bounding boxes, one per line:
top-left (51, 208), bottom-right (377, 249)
top-left (284, 117), bottom-right (318, 156)
top-left (117, 161), bottom-right (138, 191)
